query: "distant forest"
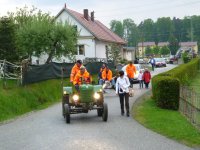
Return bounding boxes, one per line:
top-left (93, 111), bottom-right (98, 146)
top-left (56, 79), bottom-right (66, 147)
top-left (109, 16), bottom-right (200, 48)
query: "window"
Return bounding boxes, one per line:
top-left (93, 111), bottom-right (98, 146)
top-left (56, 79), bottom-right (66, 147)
top-left (78, 45), bottom-right (85, 55)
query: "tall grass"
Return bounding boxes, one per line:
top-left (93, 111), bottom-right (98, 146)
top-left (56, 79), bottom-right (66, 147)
top-left (0, 79), bottom-right (65, 122)
top-left (0, 75), bottom-right (98, 122)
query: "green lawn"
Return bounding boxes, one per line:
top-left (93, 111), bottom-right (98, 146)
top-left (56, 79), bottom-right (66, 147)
top-left (133, 97), bottom-right (200, 148)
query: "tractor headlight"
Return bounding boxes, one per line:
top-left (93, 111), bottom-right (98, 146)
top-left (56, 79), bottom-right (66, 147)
top-left (94, 92), bottom-right (100, 99)
top-left (63, 91), bottom-right (67, 95)
top-left (72, 94), bottom-right (79, 102)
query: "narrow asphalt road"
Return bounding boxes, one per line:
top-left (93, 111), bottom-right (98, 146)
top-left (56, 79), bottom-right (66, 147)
top-left (0, 64), bottom-right (194, 150)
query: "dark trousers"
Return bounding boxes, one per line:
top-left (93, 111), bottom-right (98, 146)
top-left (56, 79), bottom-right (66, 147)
top-left (151, 64), bottom-right (155, 71)
top-left (139, 80), bottom-right (143, 88)
top-left (119, 93), bottom-right (129, 114)
top-left (144, 82), bottom-right (149, 88)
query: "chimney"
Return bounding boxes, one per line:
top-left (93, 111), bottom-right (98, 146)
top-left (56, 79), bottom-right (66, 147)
top-left (83, 9), bottom-right (89, 21)
top-left (91, 11), bottom-right (94, 21)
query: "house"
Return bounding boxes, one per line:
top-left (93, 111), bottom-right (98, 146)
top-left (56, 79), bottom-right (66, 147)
top-left (32, 5), bottom-right (126, 64)
top-left (157, 42), bottom-right (169, 47)
top-left (179, 42), bottom-right (198, 54)
top-left (137, 42), bottom-right (155, 57)
top-left (122, 47), bottom-right (135, 61)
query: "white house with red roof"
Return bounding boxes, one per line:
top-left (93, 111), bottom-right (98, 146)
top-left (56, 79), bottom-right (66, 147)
top-left (32, 5), bottom-right (126, 64)
top-left (56, 6), bottom-right (126, 62)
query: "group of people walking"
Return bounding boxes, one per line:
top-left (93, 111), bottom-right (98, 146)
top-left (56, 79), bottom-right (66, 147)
top-left (69, 59), bottom-right (152, 117)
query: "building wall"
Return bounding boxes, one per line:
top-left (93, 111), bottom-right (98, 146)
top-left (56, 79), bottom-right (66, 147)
top-left (95, 41), bottom-right (107, 58)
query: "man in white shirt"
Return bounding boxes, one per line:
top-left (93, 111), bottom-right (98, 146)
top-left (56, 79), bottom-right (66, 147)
top-left (115, 71), bottom-right (130, 117)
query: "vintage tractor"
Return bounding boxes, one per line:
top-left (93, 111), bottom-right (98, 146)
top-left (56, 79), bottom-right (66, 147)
top-left (62, 84), bottom-right (108, 124)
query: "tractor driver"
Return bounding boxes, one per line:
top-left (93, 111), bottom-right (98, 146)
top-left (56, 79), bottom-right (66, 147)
top-left (70, 60), bottom-right (83, 83)
top-left (73, 66), bottom-right (91, 91)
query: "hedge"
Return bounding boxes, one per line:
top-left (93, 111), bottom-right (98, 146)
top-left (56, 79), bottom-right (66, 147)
top-left (152, 76), bottom-right (180, 110)
top-left (152, 58), bottom-right (200, 110)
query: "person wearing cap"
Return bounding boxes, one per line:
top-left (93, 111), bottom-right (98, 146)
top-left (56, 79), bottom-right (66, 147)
top-left (70, 60), bottom-right (82, 83)
top-left (142, 68), bottom-right (151, 89)
top-left (73, 66), bottom-right (91, 90)
top-left (126, 61), bottom-right (136, 86)
top-left (99, 66), bottom-right (115, 87)
top-left (115, 70), bottom-right (130, 117)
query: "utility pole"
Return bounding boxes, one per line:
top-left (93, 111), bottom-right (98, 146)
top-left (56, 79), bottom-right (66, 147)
top-left (190, 17), bottom-right (194, 42)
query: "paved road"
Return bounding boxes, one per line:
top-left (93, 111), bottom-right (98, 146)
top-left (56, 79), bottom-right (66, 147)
top-left (0, 64), bottom-right (194, 150)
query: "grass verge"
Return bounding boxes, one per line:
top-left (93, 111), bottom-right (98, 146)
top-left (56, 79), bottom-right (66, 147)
top-left (132, 96), bottom-right (200, 148)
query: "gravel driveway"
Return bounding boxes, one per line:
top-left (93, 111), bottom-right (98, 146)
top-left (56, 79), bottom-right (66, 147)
top-left (0, 64), bottom-right (194, 150)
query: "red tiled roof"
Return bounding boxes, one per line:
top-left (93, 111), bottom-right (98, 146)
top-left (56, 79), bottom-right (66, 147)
top-left (179, 42), bottom-right (197, 46)
top-left (56, 8), bottom-right (126, 44)
top-left (138, 42), bottom-right (155, 47)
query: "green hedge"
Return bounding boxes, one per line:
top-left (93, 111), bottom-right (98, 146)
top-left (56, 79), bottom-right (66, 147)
top-left (152, 58), bottom-right (200, 110)
top-left (152, 76), bottom-right (180, 110)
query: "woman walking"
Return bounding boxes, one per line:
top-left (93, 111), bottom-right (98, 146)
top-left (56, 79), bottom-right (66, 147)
top-left (115, 71), bottom-right (130, 117)
top-left (143, 68), bottom-right (151, 89)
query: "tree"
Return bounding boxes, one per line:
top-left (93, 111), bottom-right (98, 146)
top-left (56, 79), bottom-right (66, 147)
top-left (160, 46), bottom-right (170, 56)
top-left (155, 17), bottom-right (174, 42)
top-left (152, 46), bottom-right (160, 56)
top-left (107, 44), bottom-right (121, 66)
top-left (168, 35), bottom-right (179, 55)
top-left (145, 46), bottom-right (153, 56)
top-left (138, 19), bottom-right (155, 42)
top-left (110, 20), bottom-right (124, 38)
top-left (13, 6), bottom-right (77, 63)
top-left (123, 18), bottom-right (139, 46)
top-left (0, 17), bottom-right (18, 62)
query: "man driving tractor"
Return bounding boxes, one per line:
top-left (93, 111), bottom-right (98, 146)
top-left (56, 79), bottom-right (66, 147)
top-left (70, 60), bottom-right (83, 83)
top-left (73, 66), bottom-right (91, 91)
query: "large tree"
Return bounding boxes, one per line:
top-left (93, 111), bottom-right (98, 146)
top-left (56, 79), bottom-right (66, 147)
top-left (168, 35), bottom-right (179, 55)
top-left (0, 17), bottom-right (18, 62)
top-left (138, 19), bottom-right (155, 42)
top-left (10, 6), bottom-right (77, 63)
top-left (110, 20), bottom-right (124, 38)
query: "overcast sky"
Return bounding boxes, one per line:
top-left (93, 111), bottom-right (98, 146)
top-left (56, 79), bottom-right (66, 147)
top-left (1, 0), bottom-right (200, 27)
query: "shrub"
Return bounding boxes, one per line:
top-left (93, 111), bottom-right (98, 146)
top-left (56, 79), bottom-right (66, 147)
top-left (152, 58), bottom-right (200, 110)
top-left (152, 76), bottom-right (180, 110)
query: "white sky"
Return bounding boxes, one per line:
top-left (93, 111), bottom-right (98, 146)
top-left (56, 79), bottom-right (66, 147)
top-left (0, 0), bottom-right (200, 27)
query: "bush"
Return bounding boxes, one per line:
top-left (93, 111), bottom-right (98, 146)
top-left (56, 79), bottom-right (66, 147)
top-left (152, 58), bottom-right (200, 110)
top-left (182, 52), bottom-right (191, 63)
top-left (152, 76), bottom-right (180, 110)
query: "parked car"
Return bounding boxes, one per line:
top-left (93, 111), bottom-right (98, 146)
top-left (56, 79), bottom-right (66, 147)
top-left (138, 58), bottom-right (145, 64)
top-left (121, 64), bottom-right (144, 83)
top-left (154, 58), bottom-right (167, 67)
top-left (163, 57), bottom-right (170, 64)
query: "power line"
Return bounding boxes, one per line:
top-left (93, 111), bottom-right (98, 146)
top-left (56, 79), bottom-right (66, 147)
top-left (95, 0), bottom-right (200, 18)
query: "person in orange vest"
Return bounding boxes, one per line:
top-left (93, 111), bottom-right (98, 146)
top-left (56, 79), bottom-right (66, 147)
top-left (98, 63), bottom-right (106, 84)
top-left (126, 61), bottom-right (136, 86)
top-left (73, 66), bottom-right (91, 90)
top-left (99, 66), bottom-right (115, 87)
top-left (70, 60), bottom-right (82, 83)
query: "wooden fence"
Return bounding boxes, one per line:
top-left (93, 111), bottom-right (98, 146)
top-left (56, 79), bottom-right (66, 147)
top-left (179, 86), bottom-right (200, 129)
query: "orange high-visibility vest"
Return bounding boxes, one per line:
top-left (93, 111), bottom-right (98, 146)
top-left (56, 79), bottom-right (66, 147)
top-left (73, 70), bottom-right (91, 85)
top-left (126, 64), bottom-right (136, 78)
top-left (102, 69), bottom-right (113, 81)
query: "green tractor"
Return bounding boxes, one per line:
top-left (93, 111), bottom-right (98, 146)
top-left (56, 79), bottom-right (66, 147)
top-left (62, 84), bottom-right (108, 124)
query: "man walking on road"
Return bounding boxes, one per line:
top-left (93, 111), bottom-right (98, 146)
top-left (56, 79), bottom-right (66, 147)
top-left (150, 56), bottom-right (156, 71)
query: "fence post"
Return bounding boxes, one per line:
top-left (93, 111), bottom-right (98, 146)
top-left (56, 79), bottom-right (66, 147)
top-left (2, 60), bottom-right (6, 89)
